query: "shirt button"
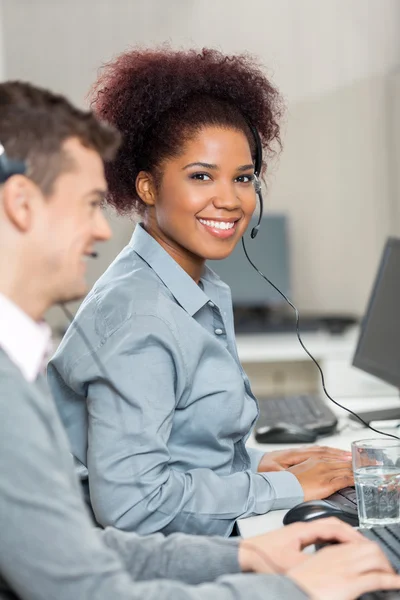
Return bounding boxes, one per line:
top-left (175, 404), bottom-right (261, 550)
top-left (215, 328), bottom-right (224, 335)
top-left (208, 301), bottom-right (215, 308)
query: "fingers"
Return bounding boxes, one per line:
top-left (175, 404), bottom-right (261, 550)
top-left (315, 473), bottom-right (354, 499)
top-left (319, 459), bottom-right (354, 471)
top-left (318, 540), bottom-right (395, 575)
top-left (290, 457), bottom-right (354, 477)
top-left (351, 572), bottom-right (400, 598)
top-left (292, 460), bottom-right (354, 500)
top-left (291, 456), bottom-right (353, 470)
top-left (282, 446), bottom-right (352, 467)
top-left (313, 445), bottom-right (352, 459)
top-left (288, 518), bottom-right (365, 548)
top-left (324, 472), bottom-right (355, 492)
top-left (298, 446), bottom-right (352, 459)
top-left (288, 540), bottom-right (399, 600)
top-left (354, 541), bottom-right (395, 575)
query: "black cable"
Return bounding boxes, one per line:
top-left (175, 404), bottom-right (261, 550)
top-left (59, 242), bottom-right (400, 443)
top-left (241, 236), bottom-right (400, 442)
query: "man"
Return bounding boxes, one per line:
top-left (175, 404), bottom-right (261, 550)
top-left (0, 80), bottom-right (399, 600)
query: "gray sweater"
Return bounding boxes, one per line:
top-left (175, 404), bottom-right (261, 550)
top-left (0, 349), bottom-right (308, 600)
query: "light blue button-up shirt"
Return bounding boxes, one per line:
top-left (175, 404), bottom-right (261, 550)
top-left (48, 224), bottom-right (303, 537)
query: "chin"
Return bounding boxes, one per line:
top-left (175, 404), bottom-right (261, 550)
top-left (203, 244), bottom-right (237, 262)
top-left (56, 282), bottom-right (88, 305)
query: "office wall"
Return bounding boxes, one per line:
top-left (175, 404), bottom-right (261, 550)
top-left (267, 75), bottom-right (394, 315)
top-left (3, 0), bottom-right (399, 105)
top-left (0, 0), bottom-right (5, 80)
top-left (2, 0), bottom-right (400, 326)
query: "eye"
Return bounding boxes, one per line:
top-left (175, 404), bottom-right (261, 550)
top-left (235, 174), bottom-right (255, 183)
top-left (189, 173), bottom-right (212, 181)
top-left (89, 199), bottom-right (103, 212)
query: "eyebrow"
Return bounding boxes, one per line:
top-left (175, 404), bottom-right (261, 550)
top-left (85, 189), bottom-right (107, 201)
top-left (182, 162), bottom-right (255, 172)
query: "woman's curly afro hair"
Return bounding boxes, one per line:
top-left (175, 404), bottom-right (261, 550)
top-left (91, 46), bottom-right (284, 216)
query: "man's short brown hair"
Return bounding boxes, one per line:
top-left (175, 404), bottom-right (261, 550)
top-left (0, 80), bottom-right (121, 195)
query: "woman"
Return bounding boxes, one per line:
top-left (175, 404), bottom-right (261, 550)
top-left (48, 47), bottom-right (353, 537)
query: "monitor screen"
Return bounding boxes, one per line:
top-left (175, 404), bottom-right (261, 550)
top-left (352, 237), bottom-right (400, 389)
top-left (207, 214), bottom-right (291, 307)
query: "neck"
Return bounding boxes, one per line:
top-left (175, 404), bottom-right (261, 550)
top-left (143, 224), bottom-right (205, 283)
top-left (0, 261), bottom-right (48, 322)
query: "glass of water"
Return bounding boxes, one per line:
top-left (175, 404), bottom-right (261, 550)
top-left (352, 438), bottom-right (400, 529)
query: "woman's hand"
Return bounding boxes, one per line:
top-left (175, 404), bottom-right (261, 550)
top-left (258, 445), bottom-right (352, 472)
top-left (258, 446), bottom-right (354, 500)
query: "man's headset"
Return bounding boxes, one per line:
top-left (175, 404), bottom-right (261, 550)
top-left (0, 142), bottom-right (27, 183)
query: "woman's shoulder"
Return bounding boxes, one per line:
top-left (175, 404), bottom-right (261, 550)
top-left (85, 253), bottom-right (182, 334)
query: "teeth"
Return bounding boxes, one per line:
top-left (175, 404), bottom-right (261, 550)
top-left (198, 219), bottom-right (235, 230)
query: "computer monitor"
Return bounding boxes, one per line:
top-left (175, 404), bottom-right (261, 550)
top-left (208, 214), bottom-right (291, 308)
top-left (351, 237), bottom-right (400, 422)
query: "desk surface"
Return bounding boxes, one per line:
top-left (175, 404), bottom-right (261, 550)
top-left (238, 400), bottom-right (400, 538)
top-left (236, 328), bottom-right (359, 363)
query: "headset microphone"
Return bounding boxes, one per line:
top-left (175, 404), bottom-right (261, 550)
top-left (247, 124), bottom-right (264, 239)
top-left (88, 252), bottom-right (98, 258)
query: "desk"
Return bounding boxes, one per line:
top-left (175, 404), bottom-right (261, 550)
top-left (236, 329), bottom-right (398, 399)
top-left (238, 402), bottom-right (400, 538)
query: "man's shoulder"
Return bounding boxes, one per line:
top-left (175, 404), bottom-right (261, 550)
top-left (0, 348), bottom-right (28, 387)
top-left (0, 349), bottom-right (52, 421)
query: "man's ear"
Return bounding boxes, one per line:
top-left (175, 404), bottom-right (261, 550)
top-left (136, 171), bottom-right (157, 207)
top-left (1, 175), bottom-right (41, 232)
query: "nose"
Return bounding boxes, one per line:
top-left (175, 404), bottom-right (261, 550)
top-left (212, 181), bottom-right (242, 211)
top-left (94, 210), bottom-right (112, 242)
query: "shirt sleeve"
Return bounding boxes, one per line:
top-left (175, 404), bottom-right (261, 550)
top-left (99, 528), bottom-right (241, 584)
top-left (0, 369), bottom-right (310, 600)
top-left (60, 314), bottom-right (304, 537)
top-left (247, 447), bottom-right (265, 472)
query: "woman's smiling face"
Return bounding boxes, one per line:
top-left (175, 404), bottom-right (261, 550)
top-left (138, 126), bottom-right (257, 279)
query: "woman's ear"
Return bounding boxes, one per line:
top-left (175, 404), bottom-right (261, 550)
top-left (1, 175), bottom-right (40, 232)
top-left (136, 171), bottom-right (157, 207)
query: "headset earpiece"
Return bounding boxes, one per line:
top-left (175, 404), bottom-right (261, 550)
top-left (0, 143), bottom-right (27, 184)
top-left (247, 124), bottom-right (264, 240)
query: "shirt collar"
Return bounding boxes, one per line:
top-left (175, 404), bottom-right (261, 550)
top-left (130, 224), bottom-right (219, 316)
top-left (0, 293), bottom-right (52, 382)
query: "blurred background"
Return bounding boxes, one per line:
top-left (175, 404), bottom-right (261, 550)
top-left (1, 0), bottom-right (399, 339)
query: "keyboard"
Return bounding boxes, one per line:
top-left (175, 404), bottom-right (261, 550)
top-left (359, 524), bottom-right (400, 599)
top-left (256, 393), bottom-right (338, 435)
top-left (324, 486), bottom-right (359, 525)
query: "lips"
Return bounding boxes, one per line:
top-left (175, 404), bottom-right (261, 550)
top-left (197, 218), bottom-right (239, 239)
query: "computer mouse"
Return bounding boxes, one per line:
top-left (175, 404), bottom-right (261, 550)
top-left (254, 423), bottom-right (318, 444)
top-left (283, 500), bottom-right (359, 527)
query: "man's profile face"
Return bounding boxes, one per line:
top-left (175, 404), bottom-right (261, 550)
top-left (38, 137), bottom-right (111, 304)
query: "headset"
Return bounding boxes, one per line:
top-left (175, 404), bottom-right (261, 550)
top-left (247, 123), bottom-right (264, 240)
top-left (0, 142), bottom-right (27, 183)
